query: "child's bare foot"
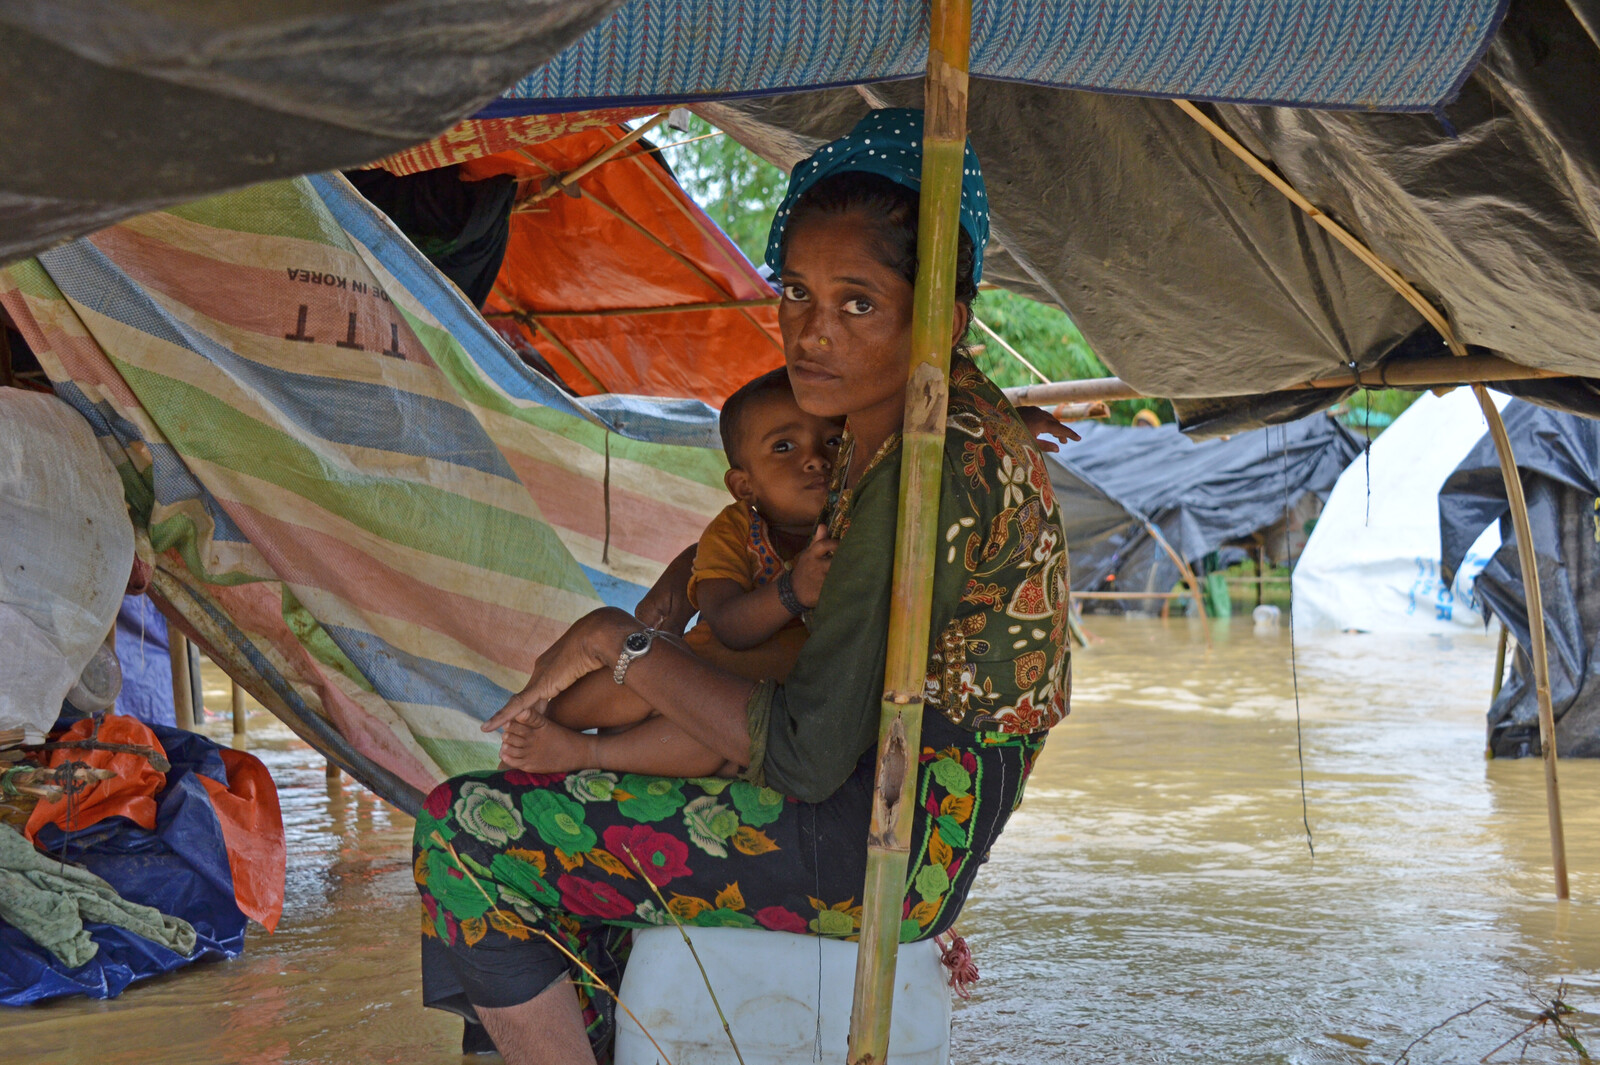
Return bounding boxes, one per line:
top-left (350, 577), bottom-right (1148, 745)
top-left (500, 716), bottom-right (596, 775)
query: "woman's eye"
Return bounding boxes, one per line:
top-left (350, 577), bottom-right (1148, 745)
top-left (843, 298), bottom-right (873, 316)
top-left (781, 284), bottom-right (808, 302)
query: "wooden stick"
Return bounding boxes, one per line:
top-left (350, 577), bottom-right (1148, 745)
top-left (187, 641), bottom-right (205, 724)
top-left (1472, 384), bottom-right (1569, 899)
top-left (169, 631), bottom-right (195, 730)
top-left (1051, 401), bottom-right (1110, 421)
top-left (1491, 624), bottom-right (1510, 706)
top-left (1071, 590), bottom-right (1184, 600)
top-left (1173, 99), bottom-right (1468, 358)
top-left (490, 283), bottom-right (609, 394)
top-left (1002, 353), bottom-right (1567, 407)
top-left (1142, 519), bottom-right (1214, 646)
top-left (231, 680), bottom-right (247, 747)
top-left (486, 297), bottom-right (778, 321)
top-left (849, 5), bottom-right (971, 1062)
top-left (971, 315), bottom-right (1049, 384)
top-left (518, 113), bottom-right (669, 207)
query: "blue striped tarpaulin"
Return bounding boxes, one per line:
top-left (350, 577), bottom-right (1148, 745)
top-left (484, 0), bottom-right (1508, 116)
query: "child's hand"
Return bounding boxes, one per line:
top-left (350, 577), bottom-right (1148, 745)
top-left (1015, 404), bottom-right (1081, 452)
top-left (790, 524), bottom-right (838, 609)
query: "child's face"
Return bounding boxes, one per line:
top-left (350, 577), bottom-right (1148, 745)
top-left (725, 392), bottom-right (844, 528)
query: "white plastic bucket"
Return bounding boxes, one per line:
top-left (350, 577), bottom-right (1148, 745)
top-left (614, 927), bottom-right (951, 1065)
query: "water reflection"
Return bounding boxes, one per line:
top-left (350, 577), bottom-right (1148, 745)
top-left (2, 621), bottom-right (1594, 1063)
top-left (955, 617), bottom-right (1598, 1064)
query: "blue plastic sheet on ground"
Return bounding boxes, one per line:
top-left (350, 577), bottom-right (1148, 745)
top-left (0, 721), bottom-right (248, 1006)
top-left (113, 595), bottom-right (175, 727)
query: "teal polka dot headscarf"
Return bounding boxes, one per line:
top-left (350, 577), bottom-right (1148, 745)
top-left (763, 108), bottom-right (989, 283)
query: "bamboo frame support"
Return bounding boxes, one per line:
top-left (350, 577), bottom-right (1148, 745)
top-left (1472, 384), bottom-right (1569, 899)
top-left (971, 315), bottom-right (1049, 384)
top-left (517, 113), bottom-right (669, 208)
top-left (848, 3), bottom-right (971, 1061)
top-left (169, 632), bottom-right (196, 731)
top-left (1142, 520), bottom-right (1214, 645)
top-left (1491, 624), bottom-right (1510, 705)
top-left (486, 297), bottom-right (778, 321)
top-left (1001, 353), bottom-right (1568, 407)
top-left (231, 680), bottom-right (247, 748)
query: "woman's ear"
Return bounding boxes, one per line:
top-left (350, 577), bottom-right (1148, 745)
top-left (724, 466), bottom-right (756, 505)
top-left (950, 302), bottom-right (972, 348)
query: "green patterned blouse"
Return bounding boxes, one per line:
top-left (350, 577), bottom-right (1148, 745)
top-left (745, 358), bottom-right (1072, 801)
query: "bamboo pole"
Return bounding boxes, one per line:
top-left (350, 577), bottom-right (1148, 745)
top-left (848, 3), bottom-right (971, 1062)
top-left (1142, 519), bottom-right (1214, 646)
top-left (1472, 384), bottom-right (1569, 899)
top-left (1491, 625), bottom-right (1510, 709)
top-left (1002, 353), bottom-right (1567, 407)
top-left (517, 113), bottom-right (669, 208)
top-left (187, 641), bottom-right (205, 724)
top-left (485, 297), bottom-right (778, 321)
top-left (231, 680), bottom-right (247, 749)
top-left (169, 631), bottom-right (196, 730)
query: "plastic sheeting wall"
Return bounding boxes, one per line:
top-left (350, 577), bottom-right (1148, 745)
top-left (1293, 389), bottom-right (1506, 635)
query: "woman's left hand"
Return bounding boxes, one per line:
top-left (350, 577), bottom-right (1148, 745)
top-left (482, 607), bottom-right (633, 733)
top-left (499, 715), bottom-right (596, 774)
top-left (1016, 405), bottom-right (1082, 452)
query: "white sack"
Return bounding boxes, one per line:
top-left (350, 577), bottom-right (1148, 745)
top-left (1292, 389), bottom-right (1506, 634)
top-left (0, 389), bottom-right (134, 738)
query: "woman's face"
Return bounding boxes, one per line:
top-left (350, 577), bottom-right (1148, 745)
top-left (777, 210), bottom-right (915, 424)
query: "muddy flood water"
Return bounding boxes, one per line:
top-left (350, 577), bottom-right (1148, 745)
top-left (3, 618), bottom-right (1597, 1064)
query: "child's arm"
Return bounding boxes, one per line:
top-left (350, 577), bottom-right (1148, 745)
top-left (697, 528), bottom-right (837, 649)
top-left (501, 713), bottom-right (729, 779)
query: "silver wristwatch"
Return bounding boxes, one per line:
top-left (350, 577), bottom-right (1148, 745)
top-left (613, 628), bottom-right (663, 684)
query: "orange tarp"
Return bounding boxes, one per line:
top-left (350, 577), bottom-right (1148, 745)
top-left (464, 126), bottom-right (784, 404)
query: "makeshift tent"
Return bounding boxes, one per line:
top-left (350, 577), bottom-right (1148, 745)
top-left (461, 127), bottom-right (783, 404)
top-left (1294, 389), bottom-right (1510, 634)
top-left (0, 172), bottom-right (733, 813)
top-left (1440, 401), bottom-right (1600, 757)
top-left (1049, 414), bottom-right (1359, 608)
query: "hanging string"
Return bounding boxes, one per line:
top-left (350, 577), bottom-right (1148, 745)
top-left (1279, 425), bottom-right (1315, 858)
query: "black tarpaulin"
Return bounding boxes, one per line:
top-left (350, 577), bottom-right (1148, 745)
top-left (1048, 414), bottom-right (1360, 606)
top-left (0, 0), bottom-right (624, 264)
top-left (700, 0), bottom-right (1600, 431)
top-left (1439, 400), bottom-right (1600, 758)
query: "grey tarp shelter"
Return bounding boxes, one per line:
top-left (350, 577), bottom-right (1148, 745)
top-left (1051, 414), bottom-right (1360, 609)
top-left (1440, 400), bottom-right (1600, 757)
top-left (5, 2), bottom-right (1600, 433)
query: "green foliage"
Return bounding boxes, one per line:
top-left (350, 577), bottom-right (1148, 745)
top-left (657, 116), bottom-right (1170, 425)
top-left (653, 117), bottom-right (789, 266)
top-left (1335, 388), bottom-right (1419, 437)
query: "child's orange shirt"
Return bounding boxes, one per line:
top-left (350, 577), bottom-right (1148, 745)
top-left (682, 503), bottom-right (809, 682)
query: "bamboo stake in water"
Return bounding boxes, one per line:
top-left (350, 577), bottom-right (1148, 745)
top-left (1471, 384), bottom-right (1569, 899)
top-left (169, 631), bottom-right (196, 731)
top-left (848, 3), bottom-right (972, 1062)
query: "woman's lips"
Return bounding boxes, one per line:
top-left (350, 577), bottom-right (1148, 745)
top-left (790, 359), bottom-right (840, 383)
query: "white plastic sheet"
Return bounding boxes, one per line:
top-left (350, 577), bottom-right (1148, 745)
top-left (1292, 389), bottom-right (1506, 634)
top-left (0, 389), bottom-right (133, 739)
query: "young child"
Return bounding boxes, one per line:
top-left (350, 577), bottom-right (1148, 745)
top-left (536, 368), bottom-right (843, 776)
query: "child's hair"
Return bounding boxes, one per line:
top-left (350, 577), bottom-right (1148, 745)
top-left (719, 367), bottom-right (795, 467)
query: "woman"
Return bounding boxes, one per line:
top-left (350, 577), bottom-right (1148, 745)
top-left (414, 109), bottom-right (1073, 1065)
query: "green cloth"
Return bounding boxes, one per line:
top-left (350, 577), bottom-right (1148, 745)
top-left (0, 822), bottom-right (197, 969)
top-left (746, 360), bottom-right (1072, 801)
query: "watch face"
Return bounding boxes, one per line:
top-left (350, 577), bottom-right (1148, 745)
top-left (624, 631), bottom-right (651, 654)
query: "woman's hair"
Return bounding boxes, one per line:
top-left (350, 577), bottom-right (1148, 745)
top-left (778, 171), bottom-right (979, 311)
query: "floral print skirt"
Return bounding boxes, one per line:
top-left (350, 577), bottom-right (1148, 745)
top-left (414, 713), bottom-right (1045, 1059)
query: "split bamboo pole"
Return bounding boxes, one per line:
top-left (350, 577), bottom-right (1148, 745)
top-left (485, 297), bottom-right (778, 320)
top-left (1491, 625), bottom-right (1509, 705)
top-left (1472, 383), bottom-right (1569, 899)
top-left (1142, 519), bottom-right (1214, 645)
top-left (169, 632), bottom-right (196, 730)
top-left (231, 680), bottom-right (247, 748)
top-left (1170, 97), bottom-right (1572, 900)
top-left (1002, 353), bottom-right (1566, 407)
top-left (517, 113), bottom-right (669, 208)
top-left (847, 2), bottom-right (971, 1061)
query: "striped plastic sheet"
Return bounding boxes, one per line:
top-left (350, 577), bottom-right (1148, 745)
top-left (488, 0), bottom-right (1508, 116)
top-left (0, 175), bottom-right (729, 811)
